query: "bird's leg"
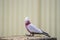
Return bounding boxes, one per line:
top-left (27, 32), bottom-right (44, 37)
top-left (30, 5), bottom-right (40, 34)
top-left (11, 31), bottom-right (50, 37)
top-left (25, 33), bottom-right (32, 36)
top-left (30, 34), bottom-right (34, 36)
top-left (26, 33), bottom-right (34, 37)
top-left (26, 34), bottom-right (31, 36)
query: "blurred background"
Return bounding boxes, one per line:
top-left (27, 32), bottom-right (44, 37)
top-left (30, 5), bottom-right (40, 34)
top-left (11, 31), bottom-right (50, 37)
top-left (0, 0), bottom-right (60, 40)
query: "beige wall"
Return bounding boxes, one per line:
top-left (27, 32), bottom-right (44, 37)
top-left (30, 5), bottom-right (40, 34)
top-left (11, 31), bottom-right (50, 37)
top-left (0, 0), bottom-right (60, 40)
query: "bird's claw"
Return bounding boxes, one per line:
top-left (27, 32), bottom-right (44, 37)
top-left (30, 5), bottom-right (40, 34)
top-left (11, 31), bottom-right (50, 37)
top-left (26, 34), bottom-right (34, 37)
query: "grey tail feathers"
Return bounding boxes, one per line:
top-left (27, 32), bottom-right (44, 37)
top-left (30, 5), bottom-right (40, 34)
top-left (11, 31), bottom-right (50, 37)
top-left (43, 32), bottom-right (51, 37)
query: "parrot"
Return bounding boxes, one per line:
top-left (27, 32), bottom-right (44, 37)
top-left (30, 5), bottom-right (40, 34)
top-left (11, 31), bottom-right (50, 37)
top-left (24, 17), bottom-right (50, 37)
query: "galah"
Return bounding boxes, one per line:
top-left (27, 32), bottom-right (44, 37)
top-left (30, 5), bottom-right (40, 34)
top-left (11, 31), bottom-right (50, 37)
top-left (25, 17), bottom-right (50, 37)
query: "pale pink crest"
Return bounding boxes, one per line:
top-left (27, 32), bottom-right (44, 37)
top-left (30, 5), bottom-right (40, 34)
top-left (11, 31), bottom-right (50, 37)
top-left (25, 17), bottom-right (31, 26)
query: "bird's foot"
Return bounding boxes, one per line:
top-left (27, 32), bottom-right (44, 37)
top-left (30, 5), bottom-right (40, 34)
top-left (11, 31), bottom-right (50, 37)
top-left (26, 34), bottom-right (34, 37)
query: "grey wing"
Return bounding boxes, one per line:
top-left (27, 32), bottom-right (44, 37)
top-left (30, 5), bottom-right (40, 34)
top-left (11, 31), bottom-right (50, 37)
top-left (27, 24), bottom-right (43, 33)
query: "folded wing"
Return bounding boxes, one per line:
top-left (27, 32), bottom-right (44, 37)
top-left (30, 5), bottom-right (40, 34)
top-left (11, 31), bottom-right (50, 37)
top-left (27, 24), bottom-right (43, 33)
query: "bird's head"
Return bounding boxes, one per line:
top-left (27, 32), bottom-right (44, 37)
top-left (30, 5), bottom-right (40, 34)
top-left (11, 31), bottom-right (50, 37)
top-left (25, 17), bottom-right (31, 26)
